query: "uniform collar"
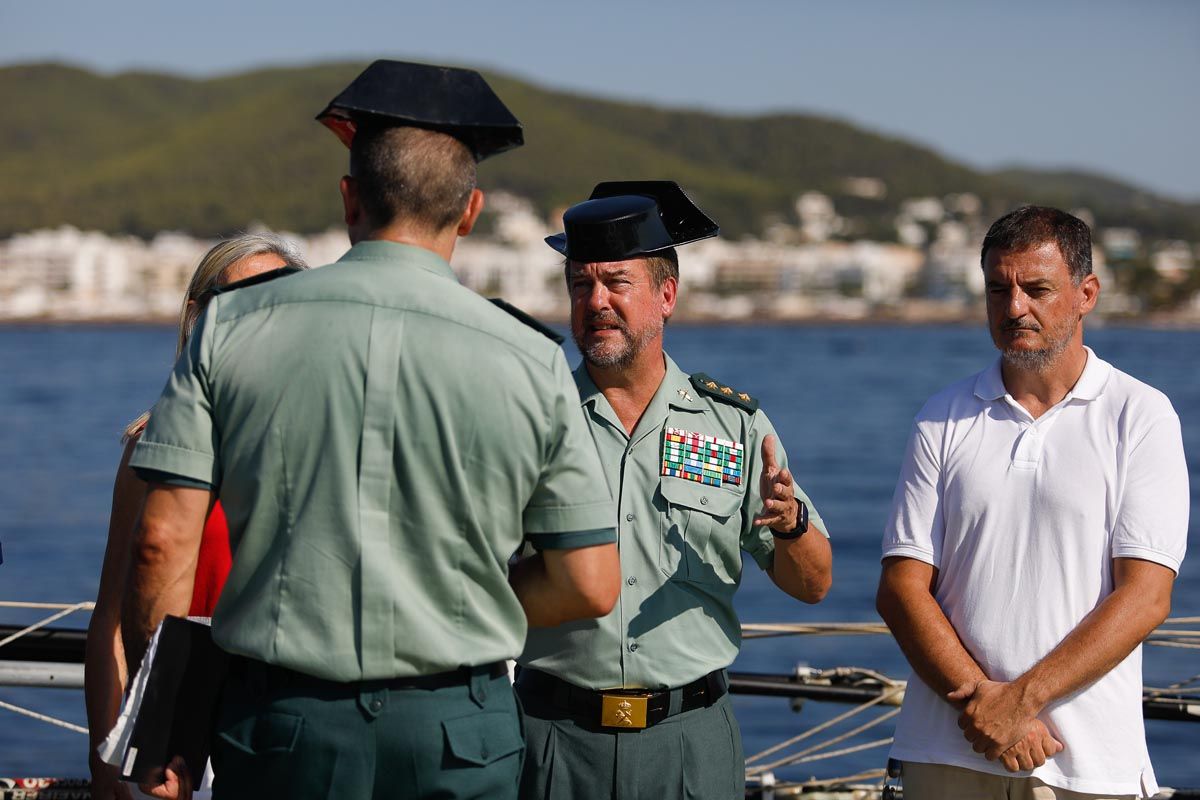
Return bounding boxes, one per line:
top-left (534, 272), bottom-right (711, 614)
top-left (974, 345), bottom-right (1112, 403)
top-left (574, 352), bottom-right (701, 440)
top-left (664, 354), bottom-right (705, 413)
top-left (336, 240), bottom-right (459, 283)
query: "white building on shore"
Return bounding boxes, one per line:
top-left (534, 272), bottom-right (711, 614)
top-left (0, 196), bottom-right (1177, 323)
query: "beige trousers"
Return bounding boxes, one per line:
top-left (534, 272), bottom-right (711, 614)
top-left (901, 761), bottom-right (1140, 800)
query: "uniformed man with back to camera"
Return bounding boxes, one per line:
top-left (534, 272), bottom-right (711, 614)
top-left (515, 181), bottom-right (833, 799)
top-left (119, 60), bottom-right (621, 800)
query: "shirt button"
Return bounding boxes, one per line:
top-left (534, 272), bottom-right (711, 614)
top-left (625, 513), bottom-right (635, 522)
top-left (369, 699), bottom-right (383, 712)
top-left (627, 576), bottom-right (637, 585)
top-left (699, 496), bottom-right (709, 506)
top-left (629, 642), bottom-right (639, 652)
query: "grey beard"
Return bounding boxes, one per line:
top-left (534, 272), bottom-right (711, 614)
top-left (580, 339), bottom-right (637, 369)
top-left (1000, 332), bottom-right (1072, 373)
top-left (575, 319), bottom-right (662, 370)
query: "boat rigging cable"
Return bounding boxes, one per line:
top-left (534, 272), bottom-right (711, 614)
top-left (1, 602), bottom-right (1198, 798)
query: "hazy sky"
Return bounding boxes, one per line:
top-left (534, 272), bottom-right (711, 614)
top-left (3, 0), bottom-right (1197, 200)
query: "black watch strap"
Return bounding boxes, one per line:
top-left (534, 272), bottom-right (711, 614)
top-left (772, 499), bottom-right (809, 540)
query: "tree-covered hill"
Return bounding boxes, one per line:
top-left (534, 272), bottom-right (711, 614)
top-left (1, 61), bottom-right (1196, 241)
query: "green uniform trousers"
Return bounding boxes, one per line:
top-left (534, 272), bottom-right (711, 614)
top-left (516, 684), bottom-right (743, 800)
top-left (213, 660), bottom-right (523, 800)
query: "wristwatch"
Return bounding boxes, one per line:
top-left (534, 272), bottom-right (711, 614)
top-left (772, 499), bottom-right (809, 540)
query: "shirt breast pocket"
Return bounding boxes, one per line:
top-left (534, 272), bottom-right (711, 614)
top-left (658, 478), bottom-right (743, 586)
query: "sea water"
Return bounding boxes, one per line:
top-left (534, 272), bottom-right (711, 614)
top-left (1, 324), bottom-right (1196, 786)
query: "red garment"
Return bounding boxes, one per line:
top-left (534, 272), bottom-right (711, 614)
top-left (187, 501), bottom-right (233, 617)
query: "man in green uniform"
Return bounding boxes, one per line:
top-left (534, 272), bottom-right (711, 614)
top-left (120, 61), bottom-right (620, 800)
top-left (516, 182), bottom-right (833, 799)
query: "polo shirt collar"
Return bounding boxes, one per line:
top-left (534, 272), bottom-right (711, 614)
top-left (336, 240), bottom-right (459, 283)
top-left (973, 345), bottom-right (1112, 403)
top-left (1070, 347), bottom-right (1112, 400)
top-left (974, 360), bottom-right (1007, 401)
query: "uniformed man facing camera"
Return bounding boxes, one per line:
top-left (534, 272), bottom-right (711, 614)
top-left (120, 61), bottom-right (620, 800)
top-left (516, 182), bottom-right (833, 799)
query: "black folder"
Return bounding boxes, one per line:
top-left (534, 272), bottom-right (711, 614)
top-left (120, 615), bottom-right (229, 786)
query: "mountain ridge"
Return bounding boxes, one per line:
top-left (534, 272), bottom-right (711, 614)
top-left (2, 60), bottom-right (1196, 241)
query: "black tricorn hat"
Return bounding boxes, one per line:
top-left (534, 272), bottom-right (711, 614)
top-left (545, 181), bottom-right (719, 262)
top-left (315, 59), bottom-right (523, 161)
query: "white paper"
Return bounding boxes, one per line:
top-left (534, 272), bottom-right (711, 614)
top-left (98, 619), bottom-right (165, 770)
top-left (97, 616), bottom-right (216, 796)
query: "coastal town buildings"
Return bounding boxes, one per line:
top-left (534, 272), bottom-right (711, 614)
top-left (0, 194), bottom-right (1193, 323)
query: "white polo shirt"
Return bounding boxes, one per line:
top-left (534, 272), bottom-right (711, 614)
top-left (882, 347), bottom-right (1188, 797)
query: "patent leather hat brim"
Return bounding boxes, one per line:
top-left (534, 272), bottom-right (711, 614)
top-left (546, 182), bottom-right (719, 262)
top-left (315, 59), bottom-right (523, 161)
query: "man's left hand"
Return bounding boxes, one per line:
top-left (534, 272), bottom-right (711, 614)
top-left (138, 756), bottom-right (192, 800)
top-left (753, 435), bottom-right (798, 532)
top-left (948, 679), bottom-right (1041, 760)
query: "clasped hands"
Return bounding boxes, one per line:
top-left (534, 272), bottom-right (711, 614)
top-left (948, 679), bottom-right (1064, 773)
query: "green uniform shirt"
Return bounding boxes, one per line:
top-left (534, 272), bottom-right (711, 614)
top-left (130, 240), bottom-right (616, 682)
top-left (520, 354), bottom-right (827, 690)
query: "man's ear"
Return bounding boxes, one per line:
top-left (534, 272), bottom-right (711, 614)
top-left (339, 176), bottom-right (361, 228)
top-left (661, 275), bottom-right (679, 320)
top-left (457, 189), bottom-right (485, 237)
top-left (1079, 272), bottom-right (1101, 317)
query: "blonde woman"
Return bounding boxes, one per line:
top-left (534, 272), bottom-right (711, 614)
top-left (85, 233), bottom-right (308, 800)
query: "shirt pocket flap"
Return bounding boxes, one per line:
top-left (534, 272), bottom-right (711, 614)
top-left (659, 477), bottom-right (741, 519)
top-left (442, 711), bottom-right (524, 766)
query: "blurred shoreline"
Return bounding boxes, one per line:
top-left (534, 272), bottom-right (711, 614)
top-left (4, 311), bottom-right (1200, 328)
top-left (3, 209), bottom-right (1197, 325)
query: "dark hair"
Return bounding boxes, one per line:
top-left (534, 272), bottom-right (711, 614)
top-left (980, 206), bottom-right (1092, 284)
top-left (349, 124), bottom-right (477, 233)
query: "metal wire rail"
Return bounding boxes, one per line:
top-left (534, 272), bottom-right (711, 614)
top-left (0, 601), bottom-right (94, 734)
top-left (0, 602), bottom-right (1197, 798)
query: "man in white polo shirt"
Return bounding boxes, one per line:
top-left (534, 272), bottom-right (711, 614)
top-left (877, 205), bottom-right (1188, 799)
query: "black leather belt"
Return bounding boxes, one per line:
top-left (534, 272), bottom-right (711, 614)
top-left (515, 667), bottom-right (727, 730)
top-left (229, 655), bottom-right (507, 693)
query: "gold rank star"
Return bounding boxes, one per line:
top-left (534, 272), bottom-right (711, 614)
top-left (720, 386), bottom-right (733, 395)
top-left (705, 381), bottom-right (719, 390)
top-left (738, 392), bottom-right (751, 402)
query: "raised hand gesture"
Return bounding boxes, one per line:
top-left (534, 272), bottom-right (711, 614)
top-left (753, 434), bottom-right (798, 533)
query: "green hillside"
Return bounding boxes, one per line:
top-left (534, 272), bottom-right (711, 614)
top-left (1, 61), bottom-right (1196, 241)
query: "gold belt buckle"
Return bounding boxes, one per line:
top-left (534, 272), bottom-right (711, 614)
top-left (600, 691), bottom-right (650, 729)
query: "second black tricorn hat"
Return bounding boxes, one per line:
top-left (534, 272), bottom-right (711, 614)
top-left (315, 59), bottom-right (524, 161)
top-left (545, 181), bottom-right (719, 262)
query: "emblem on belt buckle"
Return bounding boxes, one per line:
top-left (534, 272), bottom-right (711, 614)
top-left (601, 692), bottom-right (649, 729)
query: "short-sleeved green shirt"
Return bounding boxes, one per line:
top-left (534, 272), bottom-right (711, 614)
top-left (519, 354), bottom-right (826, 690)
top-left (131, 240), bottom-right (616, 682)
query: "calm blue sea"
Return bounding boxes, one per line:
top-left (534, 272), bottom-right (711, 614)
top-left (0, 324), bottom-right (1197, 787)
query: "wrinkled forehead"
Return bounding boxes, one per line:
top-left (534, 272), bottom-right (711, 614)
top-left (565, 257), bottom-right (652, 281)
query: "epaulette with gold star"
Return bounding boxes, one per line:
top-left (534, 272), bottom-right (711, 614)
top-left (689, 372), bottom-right (759, 413)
